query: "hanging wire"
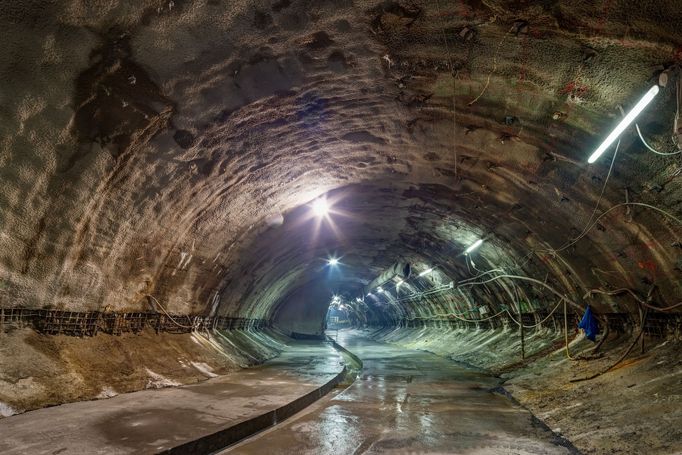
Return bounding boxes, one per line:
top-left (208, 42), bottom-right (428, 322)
top-left (634, 74), bottom-right (682, 156)
top-left (548, 139), bottom-right (621, 254)
top-left (635, 124), bottom-right (681, 156)
top-left (146, 294), bottom-right (194, 329)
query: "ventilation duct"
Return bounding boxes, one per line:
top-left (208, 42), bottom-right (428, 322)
top-left (365, 262), bottom-right (412, 294)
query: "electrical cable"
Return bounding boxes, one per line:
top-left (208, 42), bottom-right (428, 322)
top-left (549, 139), bottom-right (620, 254)
top-left (635, 124), bottom-right (681, 156)
top-left (584, 287), bottom-right (682, 311)
top-left (577, 201), bottom-right (682, 232)
top-left (146, 294), bottom-right (193, 329)
top-left (458, 268), bottom-right (507, 284)
top-left (505, 298), bottom-right (565, 329)
top-left (406, 308), bottom-right (506, 323)
top-left (635, 73), bottom-right (682, 155)
top-left (457, 273), bottom-right (583, 312)
top-left (564, 299), bottom-right (574, 360)
top-left (468, 29), bottom-right (511, 106)
top-left (570, 305), bottom-right (649, 382)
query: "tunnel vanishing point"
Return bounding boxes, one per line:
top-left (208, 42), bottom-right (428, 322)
top-left (0, 1), bottom-right (681, 454)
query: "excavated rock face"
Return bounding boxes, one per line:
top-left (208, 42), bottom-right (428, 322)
top-left (0, 1), bottom-right (680, 329)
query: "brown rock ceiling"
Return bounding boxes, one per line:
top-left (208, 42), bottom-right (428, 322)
top-left (0, 0), bottom-right (680, 326)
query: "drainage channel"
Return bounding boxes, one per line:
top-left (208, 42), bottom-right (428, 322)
top-left (218, 330), bottom-right (581, 455)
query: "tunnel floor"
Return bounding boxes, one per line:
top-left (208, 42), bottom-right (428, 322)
top-left (0, 338), bottom-right (344, 454)
top-left (224, 330), bottom-right (578, 454)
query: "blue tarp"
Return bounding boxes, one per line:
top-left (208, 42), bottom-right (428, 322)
top-left (578, 305), bottom-right (599, 341)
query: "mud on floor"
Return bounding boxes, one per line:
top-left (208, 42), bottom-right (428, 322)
top-left (0, 327), bottom-right (287, 416)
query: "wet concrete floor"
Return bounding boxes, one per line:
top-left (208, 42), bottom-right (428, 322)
top-left (224, 330), bottom-right (578, 455)
top-left (0, 339), bottom-right (343, 454)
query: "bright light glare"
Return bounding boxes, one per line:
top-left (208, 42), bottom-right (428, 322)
top-left (377, 287), bottom-right (384, 293)
top-left (588, 85), bottom-right (660, 163)
top-left (327, 257), bottom-right (339, 266)
top-left (465, 239), bottom-right (484, 254)
top-left (312, 198), bottom-right (329, 217)
top-left (366, 293), bottom-right (373, 297)
top-left (418, 267), bottom-right (433, 277)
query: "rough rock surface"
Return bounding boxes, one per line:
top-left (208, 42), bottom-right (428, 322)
top-left (0, 0), bottom-right (680, 325)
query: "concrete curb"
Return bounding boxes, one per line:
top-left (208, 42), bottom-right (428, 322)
top-left (328, 337), bottom-right (363, 370)
top-left (160, 348), bottom-right (349, 454)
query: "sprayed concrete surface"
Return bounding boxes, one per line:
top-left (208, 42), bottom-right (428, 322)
top-left (0, 339), bottom-right (343, 454)
top-left (224, 330), bottom-right (577, 454)
top-left (0, 0), bottom-right (680, 327)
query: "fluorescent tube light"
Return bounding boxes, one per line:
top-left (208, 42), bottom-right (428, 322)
top-left (418, 267), bottom-right (433, 277)
top-left (465, 239), bottom-right (483, 254)
top-left (588, 85), bottom-right (660, 163)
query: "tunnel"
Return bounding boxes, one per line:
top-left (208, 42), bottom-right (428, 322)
top-left (0, 1), bottom-right (681, 454)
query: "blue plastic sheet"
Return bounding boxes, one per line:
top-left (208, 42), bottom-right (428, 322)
top-left (578, 305), bottom-right (599, 341)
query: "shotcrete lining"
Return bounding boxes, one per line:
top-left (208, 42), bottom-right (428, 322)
top-left (0, 1), bottom-right (680, 326)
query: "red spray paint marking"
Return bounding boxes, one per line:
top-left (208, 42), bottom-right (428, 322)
top-left (457, 0), bottom-right (471, 18)
top-left (559, 81), bottom-right (590, 98)
top-left (674, 46), bottom-right (682, 62)
top-left (529, 28), bottom-right (544, 40)
top-left (637, 260), bottom-right (657, 281)
top-left (594, 0), bottom-right (615, 35)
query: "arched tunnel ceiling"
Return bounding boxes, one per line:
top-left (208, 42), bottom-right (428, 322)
top-left (0, 1), bottom-right (680, 322)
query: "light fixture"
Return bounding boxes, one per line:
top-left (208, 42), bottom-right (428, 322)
top-left (588, 85), bottom-right (660, 163)
top-left (418, 267), bottom-right (433, 277)
top-left (366, 293), bottom-right (373, 297)
top-left (465, 239), bottom-right (483, 254)
top-left (327, 257), bottom-right (339, 266)
top-left (356, 297), bottom-right (362, 302)
top-left (377, 286), bottom-right (384, 293)
top-left (312, 198), bottom-right (329, 217)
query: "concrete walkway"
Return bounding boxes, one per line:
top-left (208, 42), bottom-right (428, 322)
top-left (224, 330), bottom-right (580, 454)
top-left (0, 339), bottom-right (345, 454)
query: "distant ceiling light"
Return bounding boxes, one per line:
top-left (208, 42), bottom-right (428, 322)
top-left (588, 85), bottom-right (660, 163)
top-left (366, 293), bottom-right (373, 297)
top-left (327, 257), bottom-right (339, 266)
top-left (465, 239), bottom-right (484, 254)
top-left (377, 287), bottom-right (384, 293)
top-left (418, 267), bottom-right (433, 277)
top-left (312, 198), bottom-right (329, 217)
top-left (356, 297), bottom-right (362, 302)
